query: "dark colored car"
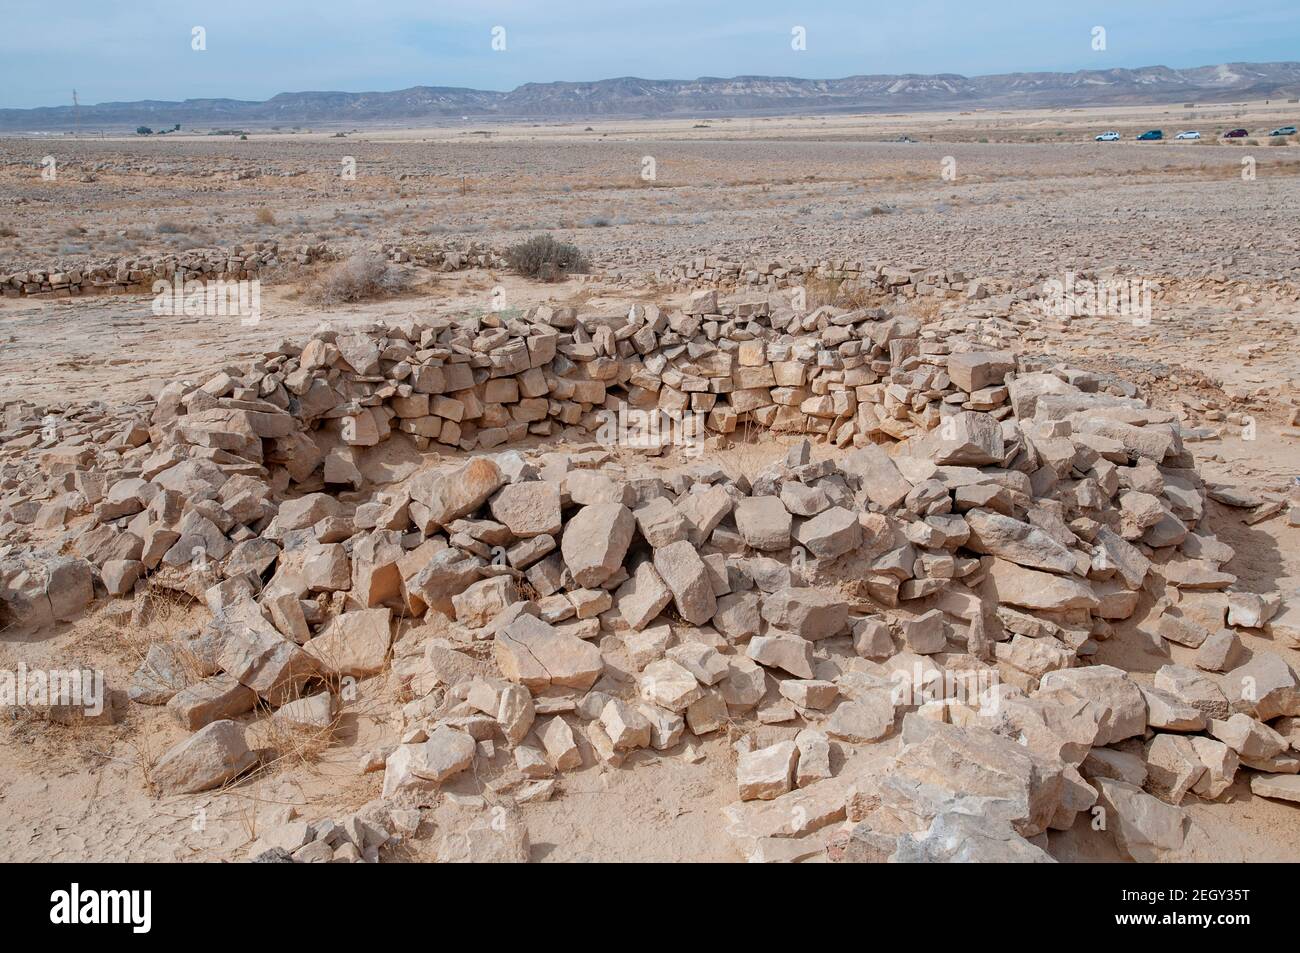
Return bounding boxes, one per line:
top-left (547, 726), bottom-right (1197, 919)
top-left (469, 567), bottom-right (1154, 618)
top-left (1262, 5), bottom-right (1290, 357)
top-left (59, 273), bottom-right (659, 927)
top-left (1223, 128), bottom-right (1249, 138)
top-left (1136, 129), bottom-right (1163, 140)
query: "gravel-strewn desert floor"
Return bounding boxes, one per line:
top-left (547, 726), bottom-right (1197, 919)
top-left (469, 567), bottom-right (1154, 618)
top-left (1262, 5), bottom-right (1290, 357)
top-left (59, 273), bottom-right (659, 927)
top-left (1, 101), bottom-right (1298, 862)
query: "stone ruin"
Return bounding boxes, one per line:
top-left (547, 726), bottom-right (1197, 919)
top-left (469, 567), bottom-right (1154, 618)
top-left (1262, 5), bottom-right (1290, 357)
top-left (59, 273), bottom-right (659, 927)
top-left (0, 238), bottom-right (503, 299)
top-left (2, 285), bottom-right (1298, 862)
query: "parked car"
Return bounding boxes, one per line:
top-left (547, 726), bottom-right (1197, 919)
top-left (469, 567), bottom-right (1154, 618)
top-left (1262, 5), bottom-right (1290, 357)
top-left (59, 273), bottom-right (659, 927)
top-left (1095, 131), bottom-right (1120, 141)
top-left (1136, 129), bottom-right (1163, 140)
top-left (1175, 131), bottom-right (1201, 140)
top-left (1223, 128), bottom-right (1249, 138)
top-left (1270, 125), bottom-right (1297, 136)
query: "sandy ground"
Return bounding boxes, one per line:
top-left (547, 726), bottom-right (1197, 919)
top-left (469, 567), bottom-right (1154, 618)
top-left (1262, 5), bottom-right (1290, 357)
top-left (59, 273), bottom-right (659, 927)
top-left (2, 105), bottom-right (1298, 863)
top-left (1, 414), bottom-right (1295, 863)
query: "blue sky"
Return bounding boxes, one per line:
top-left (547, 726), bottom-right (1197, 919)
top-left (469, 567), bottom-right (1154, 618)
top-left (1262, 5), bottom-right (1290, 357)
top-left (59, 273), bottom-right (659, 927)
top-left (3, 0), bottom-right (1298, 108)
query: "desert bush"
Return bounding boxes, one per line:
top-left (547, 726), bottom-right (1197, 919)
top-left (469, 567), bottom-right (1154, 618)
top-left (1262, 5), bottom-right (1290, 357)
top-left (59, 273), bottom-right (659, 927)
top-left (504, 234), bottom-right (589, 281)
top-left (804, 275), bottom-right (880, 310)
top-left (155, 221), bottom-right (185, 234)
top-left (254, 208), bottom-right (277, 224)
top-left (1268, 136), bottom-right (1288, 146)
top-left (0, 224), bottom-right (18, 238)
top-left (308, 252), bottom-right (405, 305)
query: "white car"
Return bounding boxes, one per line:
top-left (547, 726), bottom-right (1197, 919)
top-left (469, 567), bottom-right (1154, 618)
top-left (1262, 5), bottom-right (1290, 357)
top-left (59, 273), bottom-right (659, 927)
top-left (1175, 130), bottom-right (1201, 140)
top-left (1095, 131), bottom-right (1120, 141)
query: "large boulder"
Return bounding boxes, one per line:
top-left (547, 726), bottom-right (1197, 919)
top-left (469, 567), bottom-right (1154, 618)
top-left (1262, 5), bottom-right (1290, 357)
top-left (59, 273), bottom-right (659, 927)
top-left (494, 614), bottom-right (603, 691)
top-left (965, 509), bottom-right (1077, 574)
top-left (1038, 665), bottom-right (1148, 746)
top-left (761, 587), bottom-right (849, 641)
top-left (152, 720), bottom-right (258, 795)
top-left (987, 559), bottom-right (1098, 611)
top-left (408, 458), bottom-right (505, 533)
top-left (653, 540), bottom-right (717, 625)
top-left (214, 600), bottom-right (318, 706)
top-left (303, 608), bottom-right (393, 678)
top-left (561, 503), bottom-right (635, 588)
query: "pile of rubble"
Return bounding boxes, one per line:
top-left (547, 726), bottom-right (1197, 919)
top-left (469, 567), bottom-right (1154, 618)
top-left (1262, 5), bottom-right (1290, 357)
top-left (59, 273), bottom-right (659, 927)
top-left (2, 287), bottom-right (1298, 863)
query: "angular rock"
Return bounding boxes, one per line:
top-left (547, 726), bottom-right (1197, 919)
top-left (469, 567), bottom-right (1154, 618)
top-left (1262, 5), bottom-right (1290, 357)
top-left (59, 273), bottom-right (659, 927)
top-left (760, 586), bottom-right (848, 641)
top-left (733, 496), bottom-right (792, 551)
top-left (1093, 778), bottom-right (1187, 862)
top-left (653, 539), bottom-right (717, 624)
top-left (746, 635), bottom-right (815, 679)
top-left (988, 559), bottom-right (1097, 612)
top-left (303, 608), bottom-right (392, 678)
top-left (408, 458), bottom-right (505, 533)
top-left (382, 727), bottom-right (476, 797)
top-left (494, 614), bottom-right (603, 692)
top-left (614, 561), bottom-right (673, 631)
top-left (737, 740), bottom-right (798, 801)
top-left (966, 509), bottom-right (1077, 575)
top-left (561, 503), bottom-right (635, 588)
top-left (489, 481), bottom-right (562, 537)
top-left (152, 720), bottom-right (258, 795)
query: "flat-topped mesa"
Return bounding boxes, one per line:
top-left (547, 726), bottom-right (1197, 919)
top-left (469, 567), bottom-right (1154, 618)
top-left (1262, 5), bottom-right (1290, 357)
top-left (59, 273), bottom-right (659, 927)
top-left (3, 286), bottom-right (1295, 863)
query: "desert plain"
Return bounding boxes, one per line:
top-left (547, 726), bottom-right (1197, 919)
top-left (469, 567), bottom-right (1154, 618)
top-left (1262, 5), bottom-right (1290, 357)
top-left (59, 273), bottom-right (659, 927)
top-left (1, 99), bottom-right (1298, 863)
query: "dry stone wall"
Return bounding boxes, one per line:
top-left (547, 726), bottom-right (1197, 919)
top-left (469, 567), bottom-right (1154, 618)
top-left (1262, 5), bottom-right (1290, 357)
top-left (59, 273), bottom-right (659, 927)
top-left (3, 284), bottom-right (1299, 863)
top-left (0, 239), bottom-right (503, 299)
top-left (656, 256), bottom-right (999, 298)
top-left (0, 242), bottom-right (329, 299)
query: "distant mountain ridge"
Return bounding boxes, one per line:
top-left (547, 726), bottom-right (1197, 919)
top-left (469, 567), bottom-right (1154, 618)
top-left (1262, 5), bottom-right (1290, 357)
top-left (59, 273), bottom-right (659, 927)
top-left (4, 61), bottom-right (1299, 130)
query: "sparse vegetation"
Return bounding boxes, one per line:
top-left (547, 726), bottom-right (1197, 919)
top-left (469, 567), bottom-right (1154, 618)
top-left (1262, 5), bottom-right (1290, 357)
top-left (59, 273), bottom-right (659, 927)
top-left (803, 275), bottom-right (882, 310)
top-left (504, 234), bottom-right (589, 281)
top-left (308, 252), bottom-right (405, 305)
top-left (254, 208), bottom-right (276, 225)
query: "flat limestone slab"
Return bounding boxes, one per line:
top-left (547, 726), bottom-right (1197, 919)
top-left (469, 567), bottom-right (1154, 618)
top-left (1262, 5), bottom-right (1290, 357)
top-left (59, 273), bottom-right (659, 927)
top-left (1250, 773), bottom-right (1300, 803)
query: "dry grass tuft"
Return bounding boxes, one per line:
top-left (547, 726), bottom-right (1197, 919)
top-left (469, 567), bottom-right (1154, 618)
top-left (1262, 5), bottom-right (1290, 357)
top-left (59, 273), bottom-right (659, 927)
top-left (504, 234), bottom-right (590, 282)
top-left (307, 252), bottom-right (406, 306)
top-left (247, 698), bottom-right (343, 777)
top-left (802, 276), bottom-right (883, 310)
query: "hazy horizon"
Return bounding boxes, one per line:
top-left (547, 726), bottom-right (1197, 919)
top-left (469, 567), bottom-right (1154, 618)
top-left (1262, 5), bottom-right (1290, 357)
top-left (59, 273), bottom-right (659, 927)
top-left (3, 0), bottom-right (1299, 110)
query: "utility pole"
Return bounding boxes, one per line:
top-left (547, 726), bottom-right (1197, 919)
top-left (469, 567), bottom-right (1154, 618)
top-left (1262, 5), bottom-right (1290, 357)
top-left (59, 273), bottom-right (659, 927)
top-left (73, 89), bottom-right (80, 138)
